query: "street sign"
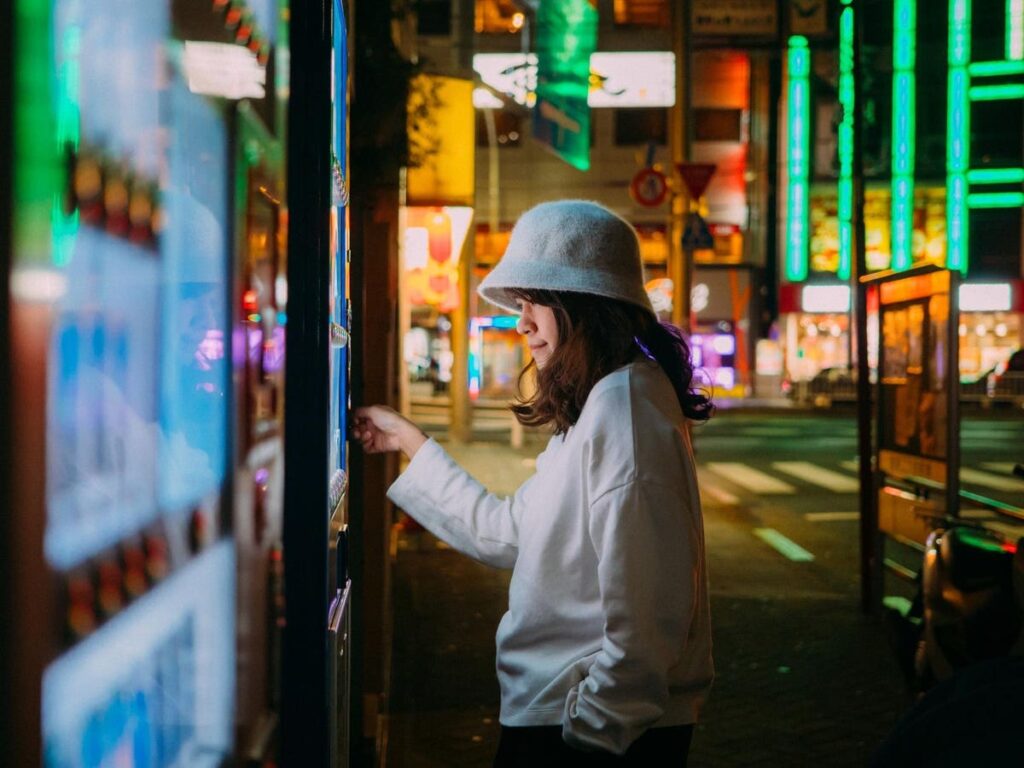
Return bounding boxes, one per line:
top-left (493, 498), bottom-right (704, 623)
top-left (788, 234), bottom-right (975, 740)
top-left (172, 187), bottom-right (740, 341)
top-left (682, 212), bottom-right (714, 250)
top-left (629, 167), bottom-right (669, 207)
top-left (532, 0), bottom-right (597, 171)
top-left (676, 162), bottom-right (717, 200)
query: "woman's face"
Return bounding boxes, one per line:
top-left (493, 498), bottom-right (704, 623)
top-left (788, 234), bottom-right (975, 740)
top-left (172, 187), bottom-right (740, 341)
top-left (516, 299), bottom-right (559, 369)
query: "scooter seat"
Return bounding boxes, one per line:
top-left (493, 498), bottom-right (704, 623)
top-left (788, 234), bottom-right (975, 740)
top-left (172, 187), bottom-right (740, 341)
top-left (940, 527), bottom-right (1013, 593)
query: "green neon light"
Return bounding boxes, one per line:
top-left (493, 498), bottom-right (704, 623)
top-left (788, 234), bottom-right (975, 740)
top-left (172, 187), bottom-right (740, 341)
top-left (967, 167), bottom-right (1024, 183)
top-left (837, 8), bottom-right (855, 280)
top-left (785, 36), bottom-right (810, 283)
top-left (1009, 0), bottom-right (1023, 60)
top-left (968, 60), bottom-right (1024, 76)
top-left (14, 0), bottom-right (60, 267)
top-left (891, 0), bottom-right (916, 272)
top-left (54, 24), bottom-right (82, 267)
top-left (967, 191), bottom-right (1024, 207)
top-left (969, 83), bottom-right (1024, 100)
top-left (946, 0), bottom-right (970, 274)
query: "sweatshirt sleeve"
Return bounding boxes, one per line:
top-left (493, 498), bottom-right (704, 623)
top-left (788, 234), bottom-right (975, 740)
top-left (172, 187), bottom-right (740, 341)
top-left (387, 438), bottom-right (523, 569)
top-left (562, 479), bottom-right (699, 755)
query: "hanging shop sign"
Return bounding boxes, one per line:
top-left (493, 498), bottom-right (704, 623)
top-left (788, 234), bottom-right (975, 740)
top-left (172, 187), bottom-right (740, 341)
top-left (407, 75), bottom-right (475, 207)
top-left (532, 0), bottom-right (598, 171)
top-left (692, 0), bottom-right (778, 39)
top-left (629, 167), bottom-right (669, 207)
top-left (403, 206), bottom-right (473, 312)
top-left (788, 0), bottom-right (829, 38)
top-left (472, 52), bottom-right (675, 109)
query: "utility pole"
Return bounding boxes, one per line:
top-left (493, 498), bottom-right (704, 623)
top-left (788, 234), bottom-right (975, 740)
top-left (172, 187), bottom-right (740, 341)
top-left (849, 0), bottom-right (877, 616)
top-left (668, 0), bottom-right (691, 331)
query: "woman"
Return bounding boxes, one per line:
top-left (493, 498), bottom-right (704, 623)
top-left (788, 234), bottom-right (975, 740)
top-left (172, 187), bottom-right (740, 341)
top-left (354, 200), bottom-right (714, 765)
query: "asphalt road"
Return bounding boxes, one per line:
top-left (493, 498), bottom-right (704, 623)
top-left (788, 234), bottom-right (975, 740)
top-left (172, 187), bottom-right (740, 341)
top-left (385, 408), bottom-right (1024, 767)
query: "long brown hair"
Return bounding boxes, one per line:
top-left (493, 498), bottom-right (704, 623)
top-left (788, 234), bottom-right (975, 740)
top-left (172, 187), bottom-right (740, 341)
top-left (510, 289), bottom-right (713, 435)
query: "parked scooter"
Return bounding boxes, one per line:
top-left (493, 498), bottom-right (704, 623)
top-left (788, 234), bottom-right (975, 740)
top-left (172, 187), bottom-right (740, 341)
top-left (875, 465), bottom-right (1024, 766)
top-left (888, 464), bottom-right (1024, 692)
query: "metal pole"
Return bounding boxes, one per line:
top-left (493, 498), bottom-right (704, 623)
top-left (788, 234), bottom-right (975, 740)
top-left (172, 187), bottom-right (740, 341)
top-left (669, 0), bottom-right (691, 330)
top-left (851, 0), bottom-right (878, 615)
top-left (449, 227), bottom-right (472, 443)
top-left (947, 268), bottom-right (961, 519)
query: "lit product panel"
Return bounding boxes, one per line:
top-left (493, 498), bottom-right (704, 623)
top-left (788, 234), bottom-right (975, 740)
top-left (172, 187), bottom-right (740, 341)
top-left (891, 0), bottom-right (916, 272)
top-left (838, 2), bottom-right (855, 280)
top-left (946, 0), bottom-right (970, 273)
top-left (785, 36), bottom-right (810, 283)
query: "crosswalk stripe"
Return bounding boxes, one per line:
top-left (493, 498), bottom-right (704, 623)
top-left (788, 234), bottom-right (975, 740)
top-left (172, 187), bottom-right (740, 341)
top-left (804, 511), bottom-right (859, 522)
top-left (960, 467), bottom-right (1024, 492)
top-left (706, 463), bottom-right (796, 494)
top-left (961, 509), bottom-right (997, 520)
top-left (981, 462), bottom-right (1018, 475)
top-left (773, 462), bottom-right (860, 493)
top-left (736, 428), bottom-right (803, 437)
top-left (841, 460), bottom-right (861, 473)
top-left (700, 483), bottom-right (741, 506)
top-left (753, 528), bottom-right (815, 561)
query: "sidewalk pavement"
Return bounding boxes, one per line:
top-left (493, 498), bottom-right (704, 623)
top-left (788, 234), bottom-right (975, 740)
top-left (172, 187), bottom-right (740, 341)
top-left (383, 437), bottom-right (909, 767)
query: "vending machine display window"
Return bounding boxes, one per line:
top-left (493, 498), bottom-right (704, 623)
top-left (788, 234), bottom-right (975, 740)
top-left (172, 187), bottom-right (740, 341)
top-left (158, 75), bottom-right (230, 515)
top-left (43, 542), bottom-right (236, 768)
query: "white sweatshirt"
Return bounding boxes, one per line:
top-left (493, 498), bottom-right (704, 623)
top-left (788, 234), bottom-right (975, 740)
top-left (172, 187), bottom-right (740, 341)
top-left (387, 360), bottom-right (713, 755)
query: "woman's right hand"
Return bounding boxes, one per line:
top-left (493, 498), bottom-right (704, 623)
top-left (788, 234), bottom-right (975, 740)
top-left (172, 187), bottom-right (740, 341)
top-left (352, 405), bottom-right (428, 459)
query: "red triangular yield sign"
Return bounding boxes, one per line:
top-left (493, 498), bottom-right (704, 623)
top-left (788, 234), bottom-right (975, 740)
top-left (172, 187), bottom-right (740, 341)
top-left (676, 163), bottom-right (716, 199)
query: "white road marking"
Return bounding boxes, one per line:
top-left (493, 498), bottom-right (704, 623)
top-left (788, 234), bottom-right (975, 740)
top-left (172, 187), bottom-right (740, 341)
top-left (981, 462), bottom-right (1018, 475)
top-left (841, 460), bottom-right (861, 473)
top-left (706, 463), bottom-right (796, 494)
top-left (753, 528), bottom-right (815, 561)
top-left (960, 467), bottom-right (1024, 492)
top-left (773, 461), bottom-right (860, 493)
top-left (804, 511), bottom-right (859, 522)
top-left (700, 483), bottom-right (741, 506)
top-left (961, 509), bottom-right (997, 520)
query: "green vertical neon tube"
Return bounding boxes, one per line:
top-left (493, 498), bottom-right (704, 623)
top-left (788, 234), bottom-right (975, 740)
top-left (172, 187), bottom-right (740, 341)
top-left (786, 36), bottom-right (810, 283)
top-left (947, 0), bottom-right (971, 274)
top-left (838, 5), bottom-right (855, 280)
top-left (891, 0), bottom-right (916, 272)
top-left (14, 0), bottom-right (60, 268)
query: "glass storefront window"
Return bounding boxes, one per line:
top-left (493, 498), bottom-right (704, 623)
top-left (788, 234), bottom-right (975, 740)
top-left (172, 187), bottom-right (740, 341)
top-left (475, 0), bottom-right (525, 34)
top-left (613, 0), bottom-right (669, 27)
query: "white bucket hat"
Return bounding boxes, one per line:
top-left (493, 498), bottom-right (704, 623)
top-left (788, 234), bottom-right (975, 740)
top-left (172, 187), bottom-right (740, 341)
top-left (478, 200), bottom-right (654, 315)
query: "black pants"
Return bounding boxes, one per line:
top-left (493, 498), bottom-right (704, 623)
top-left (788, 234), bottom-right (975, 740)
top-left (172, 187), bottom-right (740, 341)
top-left (493, 724), bottom-right (693, 767)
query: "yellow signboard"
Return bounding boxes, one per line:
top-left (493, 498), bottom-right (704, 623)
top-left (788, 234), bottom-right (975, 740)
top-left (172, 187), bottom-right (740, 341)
top-left (407, 75), bottom-right (475, 207)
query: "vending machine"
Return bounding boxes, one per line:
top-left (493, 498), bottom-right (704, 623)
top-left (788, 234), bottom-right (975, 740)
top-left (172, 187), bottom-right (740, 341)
top-left (281, 0), bottom-right (355, 765)
top-left (2, 0), bottom-right (303, 764)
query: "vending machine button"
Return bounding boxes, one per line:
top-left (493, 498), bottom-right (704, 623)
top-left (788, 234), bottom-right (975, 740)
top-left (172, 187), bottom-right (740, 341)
top-left (66, 575), bottom-right (97, 639)
top-left (144, 534), bottom-right (170, 582)
top-left (97, 559), bottom-right (125, 617)
top-left (121, 543), bottom-right (148, 598)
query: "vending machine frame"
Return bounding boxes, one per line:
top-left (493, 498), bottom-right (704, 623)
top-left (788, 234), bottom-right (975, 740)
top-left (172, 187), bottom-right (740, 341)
top-left (282, 0), bottom-right (354, 765)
